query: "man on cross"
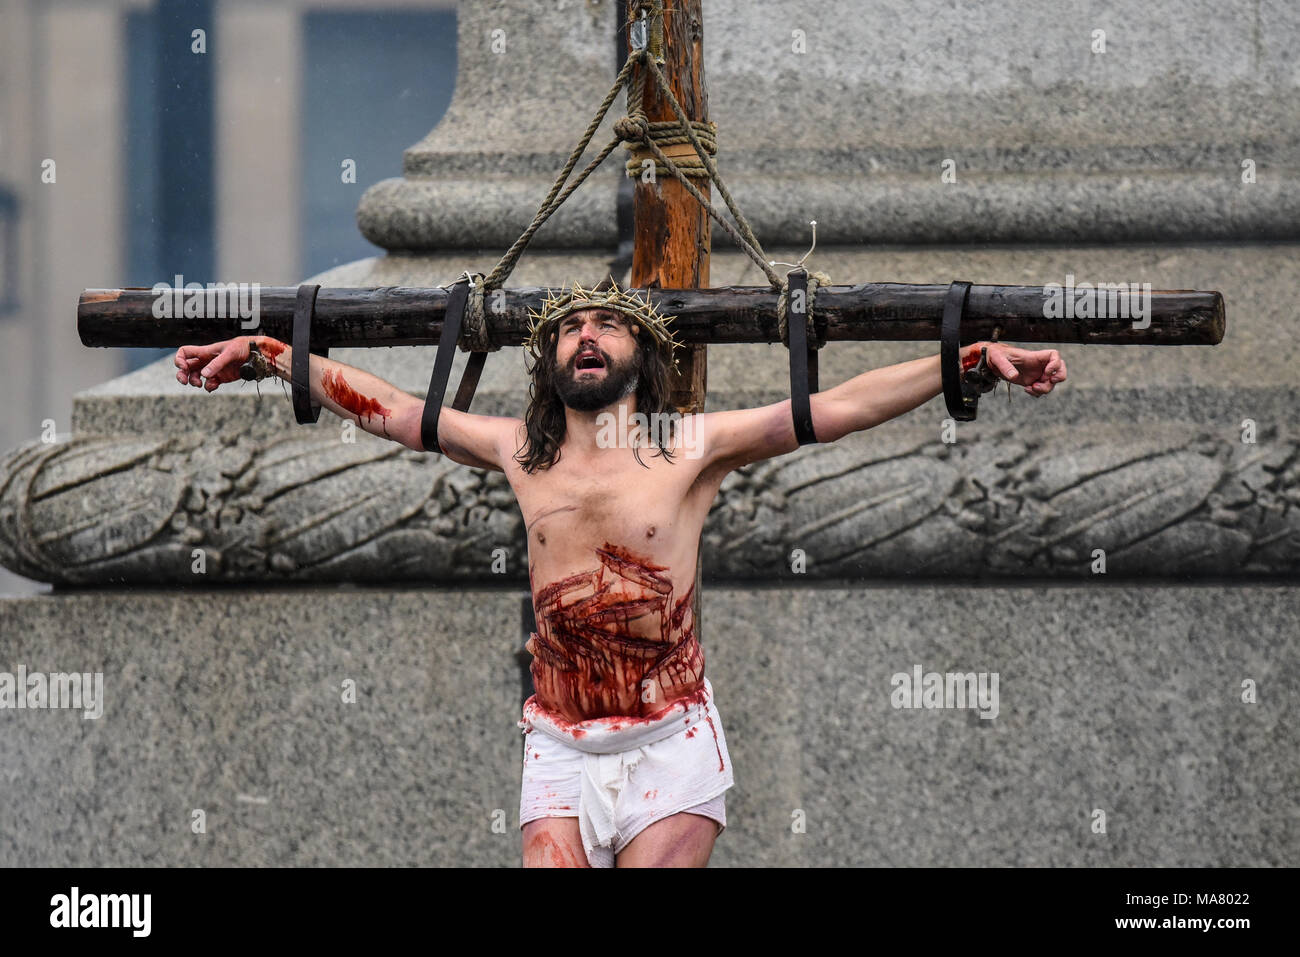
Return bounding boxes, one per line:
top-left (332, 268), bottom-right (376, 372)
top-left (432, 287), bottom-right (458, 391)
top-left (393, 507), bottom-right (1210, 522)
top-left (174, 279), bottom-right (1066, 868)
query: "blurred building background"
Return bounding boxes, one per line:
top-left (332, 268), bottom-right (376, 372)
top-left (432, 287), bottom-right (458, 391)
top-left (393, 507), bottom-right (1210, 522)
top-left (0, 0), bottom-right (457, 596)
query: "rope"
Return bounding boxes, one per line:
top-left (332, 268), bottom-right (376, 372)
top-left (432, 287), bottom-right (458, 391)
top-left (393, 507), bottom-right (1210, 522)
top-left (638, 54), bottom-right (783, 289)
top-left (622, 120), bottom-right (717, 177)
top-left (481, 54), bottom-right (640, 291)
top-left (481, 39), bottom-right (790, 311)
top-left (777, 270), bottom-right (833, 349)
top-left (461, 275), bottom-right (498, 352)
top-left (638, 133), bottom-right (781, 287)
top-left (641, 54), bottom-right (774, 275)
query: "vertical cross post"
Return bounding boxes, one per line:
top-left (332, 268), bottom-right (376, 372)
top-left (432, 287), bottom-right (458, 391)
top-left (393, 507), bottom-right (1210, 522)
top-left (629, 0), bottom-right (709, 415)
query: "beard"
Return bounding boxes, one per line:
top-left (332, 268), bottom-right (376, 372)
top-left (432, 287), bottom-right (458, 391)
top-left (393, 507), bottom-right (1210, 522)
top-left (553, 346), bottom-right (640, 412)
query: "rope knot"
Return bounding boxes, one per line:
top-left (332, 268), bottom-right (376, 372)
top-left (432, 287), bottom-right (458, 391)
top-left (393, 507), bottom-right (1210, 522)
top-left (459, 275), bottom-right (500, 353)
top-left (613, 115), bottom-right (649, 142)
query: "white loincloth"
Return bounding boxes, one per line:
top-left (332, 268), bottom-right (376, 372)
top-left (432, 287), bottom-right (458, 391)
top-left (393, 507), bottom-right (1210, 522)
top-left (517, 677), bottom-right (735, 867)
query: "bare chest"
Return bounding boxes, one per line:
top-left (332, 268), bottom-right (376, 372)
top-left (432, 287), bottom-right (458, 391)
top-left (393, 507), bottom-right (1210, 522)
top-left (507, 448), bottom-right (711, 571)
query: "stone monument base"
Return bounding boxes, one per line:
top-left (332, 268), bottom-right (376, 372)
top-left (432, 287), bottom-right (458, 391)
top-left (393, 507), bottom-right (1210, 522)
top-left (1, 583), bottom-right (1289, 866)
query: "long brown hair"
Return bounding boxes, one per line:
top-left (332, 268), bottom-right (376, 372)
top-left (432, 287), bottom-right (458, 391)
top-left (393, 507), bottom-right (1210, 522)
top-left (514, 319), bottom-right (679, 473)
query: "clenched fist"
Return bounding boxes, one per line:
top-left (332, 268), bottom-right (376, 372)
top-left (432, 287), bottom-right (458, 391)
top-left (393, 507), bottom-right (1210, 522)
top-left (981, 344), bottom-right (1067, 397)
top-left (174, 336), bottom-right (262, 392)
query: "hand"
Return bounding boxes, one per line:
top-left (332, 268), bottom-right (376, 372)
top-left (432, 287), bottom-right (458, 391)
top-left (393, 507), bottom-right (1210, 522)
top-left (982, 343), bottom-right (1067, 397)
top-left (174, 336), bottom-right (254, 392)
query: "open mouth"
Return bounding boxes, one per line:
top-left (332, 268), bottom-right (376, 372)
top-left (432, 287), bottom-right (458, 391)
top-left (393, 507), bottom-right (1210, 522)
top-left (574, 350), bottom-right (606, 371)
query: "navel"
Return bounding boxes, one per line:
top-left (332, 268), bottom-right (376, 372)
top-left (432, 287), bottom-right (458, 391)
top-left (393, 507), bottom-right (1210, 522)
top-left (645, 525), bottom-right (656, 538)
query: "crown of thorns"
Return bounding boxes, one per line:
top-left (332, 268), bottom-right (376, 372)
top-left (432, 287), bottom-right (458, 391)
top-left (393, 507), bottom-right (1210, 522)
top-left (524, 280), bottom-right (683, 370)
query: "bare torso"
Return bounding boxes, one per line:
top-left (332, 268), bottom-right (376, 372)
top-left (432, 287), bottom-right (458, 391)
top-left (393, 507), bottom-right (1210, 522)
top-left (501, 423), bottom-right (726, 723)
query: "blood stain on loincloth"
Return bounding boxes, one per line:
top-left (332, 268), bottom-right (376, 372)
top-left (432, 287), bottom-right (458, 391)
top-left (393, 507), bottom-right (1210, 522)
top-left (526, 685), bottom-right (710, 742)
top-left (703, 713), bottom-right (724, 772)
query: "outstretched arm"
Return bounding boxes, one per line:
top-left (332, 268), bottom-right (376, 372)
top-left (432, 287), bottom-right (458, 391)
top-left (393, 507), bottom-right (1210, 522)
top-left (695, 341), bottom-right (1066, 473)
top-left (174, 335), bottom-right (517, 472)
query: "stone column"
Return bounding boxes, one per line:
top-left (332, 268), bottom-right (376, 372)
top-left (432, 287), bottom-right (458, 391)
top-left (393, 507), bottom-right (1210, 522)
top-left (215, 2), bottom-right (302, 283)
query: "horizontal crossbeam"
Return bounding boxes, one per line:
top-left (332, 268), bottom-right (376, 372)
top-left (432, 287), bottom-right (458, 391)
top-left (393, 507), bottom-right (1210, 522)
top-left (78, 283), bottom-right (1224, 349)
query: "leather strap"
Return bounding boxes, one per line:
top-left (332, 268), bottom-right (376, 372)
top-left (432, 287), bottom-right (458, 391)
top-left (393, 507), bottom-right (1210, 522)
top-left (452, 350), bottom-right (488, 412)
top-left (291, 283), bottom-right (327, 424)
top-left (786, 268), bottom-right (819, 445)
top-left (421, 280), bottom-right (490, 454)
top-left (940, 280), bottom-right (978, 422)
